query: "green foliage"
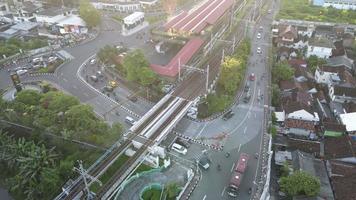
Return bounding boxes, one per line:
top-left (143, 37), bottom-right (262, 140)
top-left (79, 0), bottom-right (101, 27)
top-left (280, 171), bottom-right (321, 197)
top-left (278, 0), bottom-right (356, 24)
top-left (269, 125), bottom-right (277, 137)
top-left (165, 183), bottom-right (180, 199)
top-left (272, 61), bottom-right (294, 83)
top-left (271, 84), bottom-right (281, 107)
top-left (280, 162), bottom-right (290, 177)
top-left (41, 91), bottom-right (80, 112)
top-left (15, 90), bottom-right (42, 106)
top-left (0, 38), bottom-right (47, 57)
top-left (97, 45), bottom-right (119, 64)
top-left (123, 49), bottom-right (158, 86)
top-left (272, 112), bottom-right (277, 125)
top-left (200, 39), bottom-right (250, 117)
top-left (0, 132), bottom-right (59, 200)
top-left (306, 55), bottom-right (326, 74)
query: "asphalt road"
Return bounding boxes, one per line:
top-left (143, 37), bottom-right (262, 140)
top-left (174, 1), bottom-right (277, 199)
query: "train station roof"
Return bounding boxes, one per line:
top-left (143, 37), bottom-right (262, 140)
top-left (164, 0), bottom-right (233, 34)
top-left (150, 37), bottom-right (204, 77)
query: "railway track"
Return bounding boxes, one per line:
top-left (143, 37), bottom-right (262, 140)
top-left (62, 96), bottom-right (176, 200)
top-left (95, 100), bottom-right (191, 199)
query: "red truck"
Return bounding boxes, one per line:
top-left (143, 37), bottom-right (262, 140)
top-left (227, 153), bottom-right (250, 197)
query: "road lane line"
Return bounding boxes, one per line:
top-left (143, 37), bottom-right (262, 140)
top-left (221, 187), bottom-right (226, 196)
top-left (63, 78), bottom-right (68, 82)
top-left (231, 163), bottom-right (235, 172)
top-left (244, 126), bottom-right (247, 134)
top-left (238, 143), bottom-right (241, 152)
top-left (255, 113), bottom-right (257, 118)
top-left (195, 122), bottom-right (209, 139)
top-left (202, 195), bottom-right (207, 200)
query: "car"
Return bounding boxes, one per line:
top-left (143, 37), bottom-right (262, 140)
top-left (198, 156), bottom-right (211, 170)
top-left (162, 84), bottom-right (173, 93)
top-left (222, 110), bottom-right (234, 120)
top-left (127, 95), bottom-right (138, 102)
top-left (90, 75), bottom-right (98, 82)
top-left (257, 47), bottom-right (262, 54)
top-left (102, 85), bottom-right (114, 92)
top-left (257, 33), bottom-right (261, 39)
top-left (268, 9), bottom-right (272, 14)
top-left (125, 116), bottom-right (136, 126)
top-left (108, 80), bottom-right (118, 88)
top-left (90, 59), bottom-right (96, 65)
top-left (32, 57), bottom-right (42, 63)
top-left (171, 143), bottom-right (187, 155)
top-left (249, 73), bottom-right (256, 81)
top-left (175, 137), bottom-right (191, 149)
top-left (96, 71), bottom-right (103, 77)
top-left (16, 69), bottom-right (27, 75)
top-left (48, 56), bottom-right (58, 63)
top-left (259, 26), bottom-right (263, 31)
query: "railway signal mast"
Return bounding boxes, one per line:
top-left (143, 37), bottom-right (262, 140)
top-left (73, 160), bottom-right (102, 200)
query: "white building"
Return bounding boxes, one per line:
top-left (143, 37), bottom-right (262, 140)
top-left (123, 11), bottom-right (144, 30)
top-left (314, 66), bottom-right (343, 85)
top-left (287, 110), bottom-right (320, 122)
top-left (91, 1), bottom-right (140, 13)
top-left (313, 0), bottom-right (356, 10)
top-left (306, 38), bottom-right (334, 59)
top-left (339, 112), bottom-right (356, 134)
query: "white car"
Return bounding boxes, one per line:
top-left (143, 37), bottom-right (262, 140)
top-left (16, 69), bottom-right (28, 75)
top-left (90, 59), bottom-right (96, 65)
top-left (257, 33), bottom-right (262, 39)
top-left (171, 143), bottom-right (187, 155)
top-left (257, 47), bottom-right (262, 54)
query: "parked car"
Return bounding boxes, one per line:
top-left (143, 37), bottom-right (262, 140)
top-left (175, 137), bottom-right (191, 149)
top-left (125, 116), bottom-right (136, 126)
top-left (102, 86), bottom-right (114, 92)
top-left (90, 59), bottom-right (96, 65)
top-left (222, 110), bottom-right (234, 120)
top-left (96, 71), bottom-right (104, 77)
top-left (171, 143), bottom-right (187, 155)
top-left (127, 95), bottom-right (138, 102)
top-left (90, 75), bottom-right (98, 82)
top-left (16, 69), bottom-right (27, 75)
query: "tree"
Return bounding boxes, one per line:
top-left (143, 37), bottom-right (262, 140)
top-left (123, 50), bottom-right (158, 86)
top-left (280, 171), bottom-right (320, 197)
top-left (110, 122), bottom-right (123, 136)
top-left (41, 91), bottom-right (80, 112)
top-left (272, 61), bottom-right (294, 83)
top-left (164, 183), bottom-right (180, 199)
top-left (97, 45), bottom-right (118, 64)
top-left (272, 112), bottom-right (277, 124)
top-left (15, 90), bottom-right (42, 106)
top-left (218, 56), bottom-right (243, 95)
top-left (307, 55), bottom-right (326, 74)
top-left (271, 84), bottom-right (280, 107)
top-left (64, 104), bottom-right (97, 134)
top-left (79, 0), bottom-right (101, 27)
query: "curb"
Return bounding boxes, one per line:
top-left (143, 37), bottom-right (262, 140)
top-left (173, 131), bottom-right (223, 151)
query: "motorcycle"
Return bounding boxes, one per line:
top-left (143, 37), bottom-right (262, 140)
top-left (248, 187), bottom-right (252, 194)
top-left (217, 164), bottom-right (221, 171)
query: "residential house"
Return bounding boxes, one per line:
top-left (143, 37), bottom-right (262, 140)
top-left (322, 121), bottom-right (346, 137)
top-left (342, 33), bottom-right (355, 48)
top-left (0, 21), bottom-right (38, 39)
top-left (326, 55), bottom-right (355, 72)
top-left (306, 38), bottom-right (334, 59)
top-left (339, 112), bottom-right (356, 134)
top-left (326, 160), bottom-right (356, 200)
top-left (274, 151), bottom-right (292, 165)
top-left (313, 0), bottom-right (356, 10)
top-left (328, 84), bottom-right (356, 103)
top-left (315, 65), bottom-right (345, 85)
top-left (314, 25), bottom-right (335, 39)
top-left (283, 101), bottom-right (319, 133)
top-left (291, 150), bottom-right (335, 199)
top-left (13, 1), bottom-right (40, 22)
top-left (275, 24), bottom-right (298, 47)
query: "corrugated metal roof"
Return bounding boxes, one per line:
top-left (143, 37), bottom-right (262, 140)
top-left (150, 38), bottom-right (204, 77)
top-left (164, 11), bottom-right (188, 31)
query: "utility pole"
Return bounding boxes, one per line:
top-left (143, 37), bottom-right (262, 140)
top-left (73, 160), bottom-right (102, 200)
top-left (206, 65), bottom-right (209, 93)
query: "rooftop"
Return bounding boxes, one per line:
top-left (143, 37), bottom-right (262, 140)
top-left (324, 136), bottom-right (355, 159)
top-left (11, 21), bottom-right (38, 31)
top-left (327, 55), bottom-right (354, 70)
top-left (150, 38), bottom-right (204, 77)
top-left (309, 38), bottom-right (334, 48)
top-left (327, 160), bottom-right (356, 200)
top-left (339, 112), bottom-right (356, 132)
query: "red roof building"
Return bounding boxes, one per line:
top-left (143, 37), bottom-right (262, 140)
top-left (150, 38), bottom-right (204, 77)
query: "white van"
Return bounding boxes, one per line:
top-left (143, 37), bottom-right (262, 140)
top-left (171, 143), bottom-right (187, 155)
top-left (125, 116), bottom-right (136, 126)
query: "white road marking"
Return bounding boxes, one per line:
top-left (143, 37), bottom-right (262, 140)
top-left (255, 113), bottom-right (257, 118)
top-left (63, 78), bottom-right (68, 82)
top-left (244, 127), bottom-right (247, 134)
top-left (195, 122), bottom-right (209, 139)
top-left (202, 195), bottom-right (207, 200)
top-left (231, 163), bottom-right (235, 172)
top-left (221, 187), bottom-right (226, 196)
top-left (238, 143), bottom-right (242, 152)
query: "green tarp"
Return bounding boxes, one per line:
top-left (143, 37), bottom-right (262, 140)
top-left (324, 131), bottom-right (343, 137)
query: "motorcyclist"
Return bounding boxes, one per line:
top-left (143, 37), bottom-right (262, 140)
top-left (217, 164), bottom-right (221, 171)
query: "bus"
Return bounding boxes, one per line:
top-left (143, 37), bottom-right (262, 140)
top-left (227, 153), bottom-right (250, 197)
